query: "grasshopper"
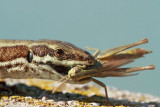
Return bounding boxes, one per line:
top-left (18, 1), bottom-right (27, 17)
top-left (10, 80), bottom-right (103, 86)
top-left (52, 38), bottom-right (154, 101)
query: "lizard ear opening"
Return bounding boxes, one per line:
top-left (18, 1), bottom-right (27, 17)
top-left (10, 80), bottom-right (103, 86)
top-left (27, 52), bottom-right (33, 63)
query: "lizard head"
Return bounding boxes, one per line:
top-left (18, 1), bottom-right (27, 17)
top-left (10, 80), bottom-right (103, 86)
top-left (29, 40), bottom-right (95, 75)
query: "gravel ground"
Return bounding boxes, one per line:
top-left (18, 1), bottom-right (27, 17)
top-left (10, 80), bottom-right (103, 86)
top-left (0, 79), bottom-right (160, 107)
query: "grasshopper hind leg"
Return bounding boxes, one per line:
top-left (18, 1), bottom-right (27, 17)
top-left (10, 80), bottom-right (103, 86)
top-left (91, 78), bottom-right (109, 102)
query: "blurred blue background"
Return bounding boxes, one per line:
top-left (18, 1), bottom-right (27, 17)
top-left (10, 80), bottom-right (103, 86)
top-left (0, 0), bottom-right (159, 97)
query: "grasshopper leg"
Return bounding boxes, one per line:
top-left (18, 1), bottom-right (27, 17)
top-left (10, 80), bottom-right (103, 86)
top-left (85, 47), bottom-right (100, 57)
top-left (91, 78), bottom-right (109, 101)
top-left (52, 76), bottom-right (69, 93)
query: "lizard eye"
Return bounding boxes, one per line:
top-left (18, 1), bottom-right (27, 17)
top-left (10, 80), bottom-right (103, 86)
top-left (55, 49), bottom-right (64, 57)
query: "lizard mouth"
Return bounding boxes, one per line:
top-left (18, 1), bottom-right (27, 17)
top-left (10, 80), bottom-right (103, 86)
top-left (46, 62), bottom-right (73, 75)
top-left (49, 63), bottom-right (93, 76)
top-left (38, 61), bottom-right (92, 76)
top-left (44, 60), bottom-right (96, 76)
top-left (53, 65), bottom-right (71, 75)
top-left (52, 64), bottom-right (96, 76)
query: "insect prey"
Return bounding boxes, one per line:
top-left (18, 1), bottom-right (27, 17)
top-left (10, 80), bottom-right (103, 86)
top-left (54, 38), bottom-right (155, 101)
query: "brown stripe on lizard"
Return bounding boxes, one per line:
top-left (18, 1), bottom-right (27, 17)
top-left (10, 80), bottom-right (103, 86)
top-left (0, 46), bottom-right (29, 62)
top-left (31, 45), bottom-right (54, 57)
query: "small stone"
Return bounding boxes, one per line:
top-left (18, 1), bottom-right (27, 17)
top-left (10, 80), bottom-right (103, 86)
top-left (57, 101), bottom-right (66, 106)
top-left (89, 102), bottom-right (100, 106)
top-left (42, 96), bottom-right (47, 101)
